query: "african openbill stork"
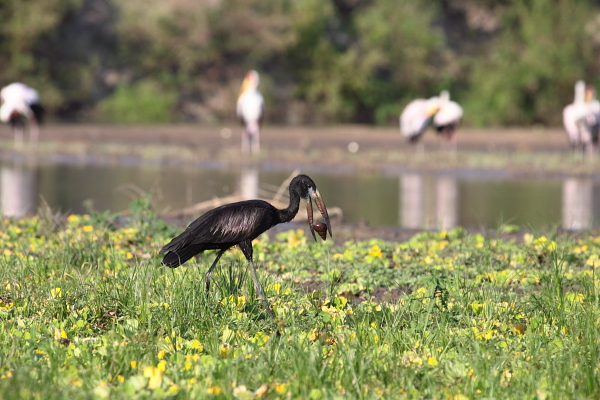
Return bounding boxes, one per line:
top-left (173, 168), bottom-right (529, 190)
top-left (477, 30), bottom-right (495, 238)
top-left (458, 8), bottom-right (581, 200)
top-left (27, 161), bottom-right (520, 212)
top-left (159, 174), bottom-right (332, 317)
top-left (0, 82), bottom-right (44, 149)
top-left (237, 70), bottom-right (264, 154)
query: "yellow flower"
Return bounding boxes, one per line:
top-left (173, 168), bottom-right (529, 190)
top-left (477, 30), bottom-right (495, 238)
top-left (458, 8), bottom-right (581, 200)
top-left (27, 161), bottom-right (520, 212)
top-left (126, 252), bottom-right (134, 259)
top-left (586, 254), bottom-right (600, 268)
top-left (219, 347), bottom-right (228, 358)
top-left (274, 383), bottom-right (288, 393)
top-left (269, 283), bottom-right (281, 295)
top-left (82, 225), bottom-right (94, 233)
top-left (117, 375), bottom-right (125, 383)
top-left (476, 330), bottom-right (494, 340)
top-left (69, 378), bottom-right (82, 386)
top-left (166, 384), bottom-right (180, 396)
top-left (427, 357), bottom-right (438, 366)
top-left (143, 366), bottom-right (163, 389)
top-left (368, 245), bottom-right (383, 258)
top-left (207, 385), bottom-right (222, 395)
top-left (189, 339), bottom-right (203, 350)
top-left (567, 292), bottom-right (585, 303)
top-left (130, 360), bottom-right (137, 368)
top-left (158, 350), bottom-right (166, 359)
top-left (157, 360), bottom-right (167, 372)
top-left (54, 329), bottom-right (68, 340)
top-left (50, 287), bottom-right (63, 298)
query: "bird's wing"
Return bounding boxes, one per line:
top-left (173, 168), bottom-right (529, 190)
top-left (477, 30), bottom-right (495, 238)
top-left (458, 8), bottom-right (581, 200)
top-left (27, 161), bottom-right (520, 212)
top-left (23, 87), bottom-right (40, 105)
top-left (563, 105), bottom-right (579, 144)
top-left (434, 101), bottom-right (463, 126)
top-left (160, 200), bottom-right (276, 253)
top-left (400, 100), bottom-right (430, 138)
top-left (238, 91), bottom-right (264, 125)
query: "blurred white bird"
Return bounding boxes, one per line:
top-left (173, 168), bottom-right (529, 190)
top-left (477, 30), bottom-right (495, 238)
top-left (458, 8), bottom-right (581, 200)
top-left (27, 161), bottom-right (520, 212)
top-left (433, 90), bottom-right (463, 151)
top-left (584, 84), bottom-right (600, 147)
top-left (0, 82), bottom-right (44, 149)
top-left (563, 80), bottom-right (597, 154)
top-left (237, 70), bottom-right (264, 154)
top-left (399, 96), bottom-right (440, 142)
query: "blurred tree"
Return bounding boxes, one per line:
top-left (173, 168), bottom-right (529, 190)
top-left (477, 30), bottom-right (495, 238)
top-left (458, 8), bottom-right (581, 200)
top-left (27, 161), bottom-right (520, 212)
top-left (463, 0), bottom-right (600, 126)
top-left (0, 0), bottom-right (83, 110)
top-left (354, 0), bottom-right (446, 124)
top-left (1, 0), bottom-right (600, 126)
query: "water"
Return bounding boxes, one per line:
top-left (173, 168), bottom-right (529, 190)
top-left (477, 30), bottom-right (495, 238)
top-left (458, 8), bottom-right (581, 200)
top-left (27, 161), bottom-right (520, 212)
top-left (1, 159), bottom-right (598, 230)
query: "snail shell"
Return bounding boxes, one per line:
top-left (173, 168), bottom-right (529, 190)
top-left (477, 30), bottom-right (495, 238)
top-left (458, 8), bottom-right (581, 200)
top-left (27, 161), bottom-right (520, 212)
top-left (313, 221), bottom-right (328, 241)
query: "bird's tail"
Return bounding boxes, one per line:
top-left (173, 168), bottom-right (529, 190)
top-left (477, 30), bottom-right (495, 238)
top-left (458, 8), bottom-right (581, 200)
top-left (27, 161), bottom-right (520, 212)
top-left (162, 244), bottom-right (206, 268)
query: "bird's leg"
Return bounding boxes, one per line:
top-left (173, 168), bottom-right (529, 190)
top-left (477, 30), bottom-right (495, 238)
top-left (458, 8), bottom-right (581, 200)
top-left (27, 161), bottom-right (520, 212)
top-left (251, 124), bottom-right (260, 154)
top-left (205, 249), bottom-right (226, 293)
top-left (248, 259), bottom-right (274, 317)
top-left (29, 118), bottom-right (39, 149)
top-left (14, 125), bottom-right (24, 151)
top-left (241, 128), bottom-right (250, 154)
top-left (239, 240), bottom-right (274, 318)
top-left (449, 127), bottom-right (457, 160)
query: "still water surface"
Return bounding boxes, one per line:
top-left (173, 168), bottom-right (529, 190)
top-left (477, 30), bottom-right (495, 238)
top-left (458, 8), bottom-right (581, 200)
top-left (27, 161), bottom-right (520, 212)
top-left (1, 159), bottom-right (598, 230)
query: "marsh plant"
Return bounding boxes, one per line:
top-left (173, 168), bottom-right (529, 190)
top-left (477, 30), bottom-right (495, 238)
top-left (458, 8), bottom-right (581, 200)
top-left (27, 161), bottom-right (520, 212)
top-left (0, 209), bottom-right (599, 398)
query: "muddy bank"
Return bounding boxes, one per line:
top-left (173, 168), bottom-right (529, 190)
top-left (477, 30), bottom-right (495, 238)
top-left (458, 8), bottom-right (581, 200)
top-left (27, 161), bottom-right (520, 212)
top-left (0, 123), bottom-right (569, 152)
top-left (2, 124), bottom-right (596, 178)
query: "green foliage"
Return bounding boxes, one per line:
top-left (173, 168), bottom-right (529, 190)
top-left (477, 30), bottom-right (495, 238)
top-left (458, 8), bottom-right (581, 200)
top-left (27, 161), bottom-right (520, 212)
top-left (463, 0), bottom-right (600, 126)
top-left (0, 0), bottom-right (83, 109)
top-left (1, 213), bottom-right (600, 398)
top-left (95, 81), bottom-right (176, 124)
top-left (1, 0), bottom-right (600, 125)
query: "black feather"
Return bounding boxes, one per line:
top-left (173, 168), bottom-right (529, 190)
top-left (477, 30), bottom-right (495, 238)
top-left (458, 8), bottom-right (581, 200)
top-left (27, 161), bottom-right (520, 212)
top-left (158, 174), bottom-right (330, 318)
top-left (162, 243), bottom-right (207, 268)
top-left (159, 175), bottom-right (321, 268)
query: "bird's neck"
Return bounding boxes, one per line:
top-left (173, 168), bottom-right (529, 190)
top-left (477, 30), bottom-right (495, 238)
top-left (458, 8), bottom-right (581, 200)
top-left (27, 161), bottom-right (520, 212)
top-left (277, 190), bottom-right (302, 223)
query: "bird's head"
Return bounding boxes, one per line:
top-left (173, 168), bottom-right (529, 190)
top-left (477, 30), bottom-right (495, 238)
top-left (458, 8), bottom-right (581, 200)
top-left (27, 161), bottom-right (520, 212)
top-left (239, 70), bottom-right (260, 95)
top-left (439, 90), bottom-right (450, 103)
top-left (585, 85), bottom-right (596, 103)
top-left (425, 96), bottom-right (441, 117)
top-left (290, 174), bottom-right (332, 241)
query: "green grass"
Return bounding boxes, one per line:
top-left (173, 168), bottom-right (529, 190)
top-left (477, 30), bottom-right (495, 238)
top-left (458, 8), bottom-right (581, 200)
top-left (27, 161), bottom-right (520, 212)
top-left (0, 206), bottom-right (599, 399)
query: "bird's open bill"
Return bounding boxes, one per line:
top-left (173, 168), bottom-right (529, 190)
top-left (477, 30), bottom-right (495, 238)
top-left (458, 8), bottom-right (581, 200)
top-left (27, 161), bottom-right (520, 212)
top-left (306, 188), bottom-right (332, 241)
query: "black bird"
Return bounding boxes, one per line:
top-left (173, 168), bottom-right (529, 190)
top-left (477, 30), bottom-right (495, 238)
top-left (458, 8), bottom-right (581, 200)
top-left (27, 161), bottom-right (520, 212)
top-left (160, 174), bottom-right (332, 317)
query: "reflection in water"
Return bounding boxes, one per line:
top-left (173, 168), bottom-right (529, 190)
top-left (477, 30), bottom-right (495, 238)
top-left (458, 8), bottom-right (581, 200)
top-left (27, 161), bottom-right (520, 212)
top-left (399, 173), bottom-right (458, 229)
top-left (562, 178), bottom-right (593, 230)
top-left (436, 176), bottom-right (458, 230)
top-left (400, 173), bottom-right (423, 229)
top-left (1, 161), bottom-right (39, 218)
top-left (239, 167), bottom-right (259, 200)
top-left (0, 157), bottom-right (597, 230)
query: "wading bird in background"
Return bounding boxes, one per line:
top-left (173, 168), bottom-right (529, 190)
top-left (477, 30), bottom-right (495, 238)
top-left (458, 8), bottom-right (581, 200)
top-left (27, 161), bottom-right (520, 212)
top-left (400, 96), bottom-right (441, 143)
top-left (433, 90), bottom-right (463, 151)
top-left (237, 70), bottom-right (264, 154)
top-left (563, 80), bottom-right (598, 155)
top-left (0, 83), bottom-right (44, 149)
top-left (160, 174), bottom-right (332, 317)
top-left (585, 84), bottom-right (600, 146)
